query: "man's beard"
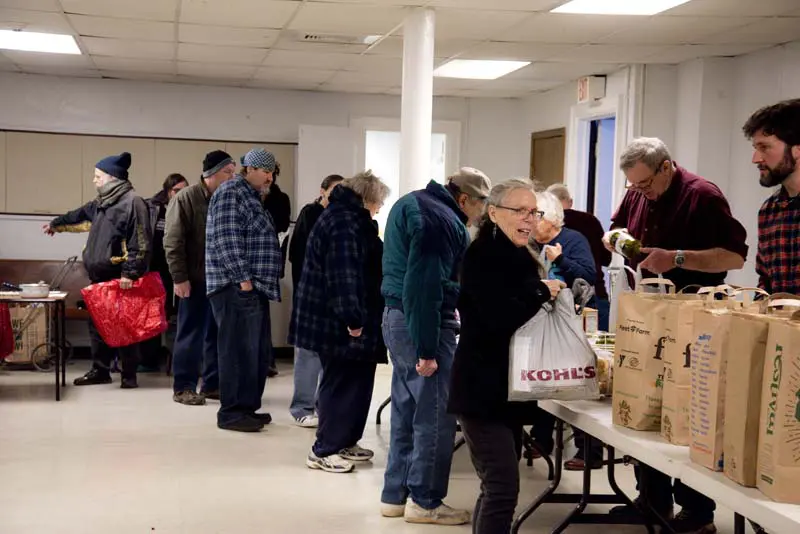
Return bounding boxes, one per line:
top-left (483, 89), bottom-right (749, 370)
top-left (759, 146), bottom-right (797, 188)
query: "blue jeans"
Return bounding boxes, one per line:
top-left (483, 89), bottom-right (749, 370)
top-left (290, 347), bottom-right (322, 420)
top-left (209, 285), bottom-right (271, 426)
top-left (172, 280), bottom-right (218, 394)
top-left (381, 307), bottom-right (458, 510)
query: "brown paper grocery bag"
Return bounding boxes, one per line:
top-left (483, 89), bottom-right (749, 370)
top-left (612, 279), bottom-right (673, 431)
top-left (757, 313), bottom-right (800, 504)
top-left (690, 308), bottom-right (733, 471)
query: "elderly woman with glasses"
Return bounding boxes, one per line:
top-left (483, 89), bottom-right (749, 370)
top-left (448, 179), bottom-right (564, 534)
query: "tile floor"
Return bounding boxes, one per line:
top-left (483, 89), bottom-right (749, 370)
top-left (0, 361), bottom-right (742, 534)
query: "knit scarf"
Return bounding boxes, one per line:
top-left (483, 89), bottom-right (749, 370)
top-left (97, 178), bottom-right (133, 208)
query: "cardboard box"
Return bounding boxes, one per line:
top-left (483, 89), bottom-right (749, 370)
top-left (6, 305), bottom-right (47, 364)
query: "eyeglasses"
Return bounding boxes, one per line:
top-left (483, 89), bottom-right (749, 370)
top-left (496, 205), bottom-right (544, 220)
top-left (625, 161), bottom-right (668, 191)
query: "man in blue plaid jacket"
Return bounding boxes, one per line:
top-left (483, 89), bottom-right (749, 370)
top-left (206, 148), bottom-right (282, 433)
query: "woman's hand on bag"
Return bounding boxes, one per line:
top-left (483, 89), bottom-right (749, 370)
top-left (543, 279), bottom-right (566, 300)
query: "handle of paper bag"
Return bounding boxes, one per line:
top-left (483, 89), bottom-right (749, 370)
top-left (766, 293), bottom-right (800, 312)
top-left (730, 287), bottom-right (770, 307)
top-left (637, 277), bottom-right (676, 294)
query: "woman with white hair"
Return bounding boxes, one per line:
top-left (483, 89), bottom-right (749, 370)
top-left (532, 191), bottom-right (596, 289)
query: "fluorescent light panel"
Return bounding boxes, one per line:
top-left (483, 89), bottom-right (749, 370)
top-left (0, 30), bottom-right (81, 54)
top-left (552, 0), bottom-right (692, 16)
top-left (434, 59), bottom-right (530, 80)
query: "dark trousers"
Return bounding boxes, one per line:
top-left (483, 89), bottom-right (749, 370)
top-left (573, 428), bottom-right (604, 461)
top-left (88, 319), bottom-right (139, 378)
top-left (530, 406), bottom-right (556, 454)
top-left (209, 285), bottom-right (271, 426)
top-left (460, 417), bottom-right (523, 534)
top-left (312, 354), bottom-right (376, 458)
top-left (635, 464), bottom-right (716, 517)
top-left (172, 281), bottom-right (219, 394)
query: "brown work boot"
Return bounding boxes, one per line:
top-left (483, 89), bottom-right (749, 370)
top-left (173, 390), bottom-right (206, 406)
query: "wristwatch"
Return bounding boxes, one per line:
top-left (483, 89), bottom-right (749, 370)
top-left (674, 250), bottom-right (686, 268)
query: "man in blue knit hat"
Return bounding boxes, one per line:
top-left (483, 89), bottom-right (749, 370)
top-left (45, 152), bottom-right (153, 389)
top-left (206, 148), bottom-right (282, 432)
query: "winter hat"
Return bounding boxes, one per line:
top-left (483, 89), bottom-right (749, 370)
top-left (96, 152), bottom-right (132, 181)
top-left (241, 148), bottom-right (276, 172)
top-left (447, 167), bottom-right (491, 199)
top-left (202, 150), bottom-right (234, 178)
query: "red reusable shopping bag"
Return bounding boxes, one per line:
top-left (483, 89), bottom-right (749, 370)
top-left (81, 272), bottom-right (167, 348)
top-left (0, 303), bottom-right (13, 360)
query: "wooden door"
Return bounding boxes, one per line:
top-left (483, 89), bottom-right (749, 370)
top-left (530, 128), bottom-right (566, 189)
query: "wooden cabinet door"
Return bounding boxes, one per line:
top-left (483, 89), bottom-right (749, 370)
top-left (6, 132), bottom-right (83, 215)
top-left (81, 136), bottom-right (156, 203)
top-left (530, 128), bottom-right (566, 189)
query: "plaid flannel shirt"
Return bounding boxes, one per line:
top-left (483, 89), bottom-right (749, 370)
top-left (757, 186), bottom-right (800, 295)
top-left (205, 175), bottom-right (282, 300)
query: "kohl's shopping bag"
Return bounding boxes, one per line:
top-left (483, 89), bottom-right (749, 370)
top-left (508, 289), bottom-right (600, 401)
top-left (81, 272), bottom-right (167, 348)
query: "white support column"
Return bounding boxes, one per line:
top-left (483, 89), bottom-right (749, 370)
top-left (399, 8), bottom-right (435, 195)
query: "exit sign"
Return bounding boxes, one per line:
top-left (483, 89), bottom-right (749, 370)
top-left (578, 76), bottom-right (606, 103)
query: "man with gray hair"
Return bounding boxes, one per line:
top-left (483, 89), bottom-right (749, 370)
top-left (605, 137), bottom-right (747, 534)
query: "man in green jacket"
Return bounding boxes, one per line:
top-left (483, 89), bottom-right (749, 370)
top-left (164, 150), bottom-right (235, 406)
top-left (380, 168), bottom-right (490, 525)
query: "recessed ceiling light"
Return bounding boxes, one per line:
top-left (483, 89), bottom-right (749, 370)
top-left (551, 0), bottom-right (692, 16)
top-left (434, 59), bottom-right (530, 80)
top-left (0, 30), bottom-right (81, 54)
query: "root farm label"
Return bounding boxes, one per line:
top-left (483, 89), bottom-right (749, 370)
top-left (757, 319), bottom-right (800, 504)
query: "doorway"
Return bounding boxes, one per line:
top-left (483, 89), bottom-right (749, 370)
top-left (530, 128), bottom-right (566, 188)
top-left (585, 117), bottom-right (616, 230)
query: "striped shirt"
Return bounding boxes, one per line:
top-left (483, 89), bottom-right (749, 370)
top-left (757, 187), bottom-right (800, 295)
top-left (205, 175), bottom-right (282, 300)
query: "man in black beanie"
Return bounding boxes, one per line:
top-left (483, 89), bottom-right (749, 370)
top-left (164, 150), bottom-right (235, 405)
top-left (44, 152), bottom-right (153, 389)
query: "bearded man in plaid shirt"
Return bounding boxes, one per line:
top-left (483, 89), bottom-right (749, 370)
top-left (743, 99), bottom-right (800, 295)
top-left (206, 148), bottom-right (282, 433)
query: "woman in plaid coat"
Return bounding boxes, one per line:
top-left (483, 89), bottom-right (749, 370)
top-left (289, 170), bottom-right (390, 474)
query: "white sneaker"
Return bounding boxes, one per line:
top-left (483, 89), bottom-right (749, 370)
top-left (380, 503), bottom-right (406, 518)
top-left (294, 414), bottom-right (319, 428)
top-left (404, 501), bottom-right (471, 525)
top-left (306, 451), bottom-right (354, 474)
top-left (339, 444), bottom-right (374, 461)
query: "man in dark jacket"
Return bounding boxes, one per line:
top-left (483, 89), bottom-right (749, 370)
top-left (380, 167), bottom-right (490, 525)
top-left (164, 151), bottom-right (235, 406)
top-left (289, 171), bottom-right (390, 474)
top-left (45, 152), bottom-right (152, 389)
top-left (287, 173), bottom-right (343, 427)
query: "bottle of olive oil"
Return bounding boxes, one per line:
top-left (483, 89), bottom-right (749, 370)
top-left (606, 228), bottom-right (642, 260)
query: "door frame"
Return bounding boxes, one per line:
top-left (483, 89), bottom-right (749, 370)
top-left (529, 127), bottom-right (566, 185)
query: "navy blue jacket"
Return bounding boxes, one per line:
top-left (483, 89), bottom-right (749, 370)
top-left (546, 227), bottom-right (596, 288)
top-left (288, 186), bottom-right (386, 363)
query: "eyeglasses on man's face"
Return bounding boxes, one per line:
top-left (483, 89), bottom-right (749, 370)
top-left (625, 161), bottom-right (668, 191)
top-left (496, 205), bottom-right (545, 220)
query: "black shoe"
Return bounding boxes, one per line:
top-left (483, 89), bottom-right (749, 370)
top-left (610, 496), bottom-right (674, 521)
top-left (267, 366), bottom-right (278, 378)
top-left (120, 377), bottom-right (138, 389)
top-left (251, 412), bottom-right (272, 425)
top-left (668, 510), bottom-right (716, 534)
top-left (218, 417), bottom-right (264, 433)
top-left (202, 390), bottom-right (220, 400)
top-left (74, 368), bottom-right (112, 386)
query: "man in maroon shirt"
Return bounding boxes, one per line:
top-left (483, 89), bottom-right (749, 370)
top-left (605, 137), bottom-right (748, 534)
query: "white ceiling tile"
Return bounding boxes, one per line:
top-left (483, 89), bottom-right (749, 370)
top-left (0, 1), bottom-right (61, 12)
top-left (179, 24), bottom-right (280, 48)
top-left (0, 50), bottom-right (94, 67)
top-left (0, 53), bottom-right (20, 71)
top-left (92, 56), bottom-right (175, 73)
top-left (263, 49), bottom-right (360, 70)
top-left (68, 14), bottom-right (175, 41)
top-left (504, 61), bottom-right (624, 81)
top-left (433, 77), bottom-right (482, 91)
top-left (253, 66), bottom-right (336, 83)
top-left (317, 82), bottom-right (394, 95)
top-left (246, 78), bottom-right (321, 91)
top-left (457, 42), bottom-right (581, 61)
top-left (0, 8), bottom-right (73, 33)
top-left (180, 0), bottom-right (299, 29)
top-left (431, 9), bottom-right (530, 40)
top-left (700, 18), bottom-right (800, 45)
top-left (175, 75), bottom-right (247, 87)
top-left (455, 88), bottom-right (527, 98)
top-left (60, 0), bottom-right (178, 22)
top-left (498, 13), bottom-right (639, 44)
top-left (99, 70), bottom-right (179, 83)
top-left (272, 34), bottom-right (368, 54)
top-left (82, 37), bottom-right (175, 60)
top-left (596, 16), bottom-right (758, 45)
top-left (178, 43), bottom-right (268, 65)
top-left (428, 0), bottom-right (562, 11)
top-left (665, 0), bottom-right (800, 17)
top-left (177, 61), bottom-right (256, 78)
top-left (17, 66), bottom-right (101, 78)
top-left (345, 54), bottom-right (403, 73)
top-left (328, 67), bottom-right (400, 85)
top-left (642, 43), bottom-right (773, 63)
top-left (365, 36), bottom-right (477, 59)
top-left (289, 3), bottom-right (406, 34)
top-left (548, 44), bottom-right (672, 63)
top-left (476, 77), bottom-right (564, 91)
